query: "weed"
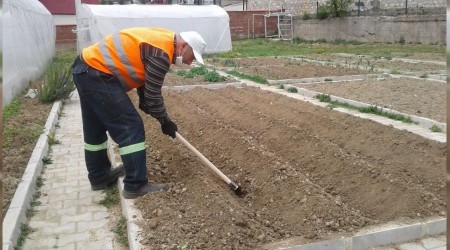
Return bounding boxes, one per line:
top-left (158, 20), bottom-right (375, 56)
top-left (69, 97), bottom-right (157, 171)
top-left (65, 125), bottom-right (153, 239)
top-left (42, 156), bottom-right (53, 165)
top-left (190, 66), bottom-right (208, 76)
top-left (315, 94), bottom-right (332, 102)
top-left (302, 12), bottom-right (311, 20)
top-left (204, 70), bottom-right (226, 82)
top-left (226, 70), bottom-right (268, 84)
top-left (112, 216), bottom-right (129, 247)
top-left (48, 133), bottom-right (61, 145)
top-left (430, 124), bottom-right (442, 132)
top-left (278, 84), bottom-right (284, 89)
top-left (176, 70), bottom-right (188, 77)
top-left (315, 95), bottom-right (415, 124)
top-left (223, 58), bottom-right (237, 67)
top-left (287, 87), bottom-right (298, 93)
top-left (15, 224), bottom-right (35, 250)
top-left (36, 176), bottom-right (44, 188)
top-left (38, 61), bottom-right (75, 102)
top-left (324, 78), bottom-right (333, 81)
top-left (398, 36), bottom-right (406, 45)
top-left (98, 185), bottom-right (119, 208)
top-left (390, 69), bottom-right (401, 74)
top-left (419, 73), bottom-right (428, 78)
top-left (3, 98), bottom-right (22, 123)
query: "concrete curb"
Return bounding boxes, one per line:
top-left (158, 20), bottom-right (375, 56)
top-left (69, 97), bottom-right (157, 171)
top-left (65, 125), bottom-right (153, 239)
top-left (280, 218), bottom-right (446, 250)
top-left (106, 138), bottom-right (146, 250)
top-left (2, 100), bottom-right (63, 250)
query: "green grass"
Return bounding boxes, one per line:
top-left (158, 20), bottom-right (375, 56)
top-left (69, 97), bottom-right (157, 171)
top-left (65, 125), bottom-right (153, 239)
top-left (210, 39), bottom-right (444, 58)
top-left (226, 70), bottom-right (268, 84)
top-left (15, 224), bottom-right (35, 250)
top-left (315, 94), bottom-right (415, 124)
top-left (3, 125), bottom-right (43, 149)
top-left (3, 98), bottom-right (22, 123)
top-left (98, 185), bottom-right (120, 208)
top-left (112, 216), bottom-right (129, 247)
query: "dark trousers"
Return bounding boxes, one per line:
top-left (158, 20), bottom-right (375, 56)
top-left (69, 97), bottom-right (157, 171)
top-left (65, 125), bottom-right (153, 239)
top-left (71, 56), bottom-right (148, 191)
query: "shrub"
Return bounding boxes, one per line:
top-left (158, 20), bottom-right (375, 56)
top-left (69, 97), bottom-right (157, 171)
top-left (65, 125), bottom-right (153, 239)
top-left (317, 5), bottom-right (330, 20)
top-left (302, 12), bottom-right (311, 20)
top-left (204, 70), bottom-right (226, 82)
top-left (38, 61), bottom-right (75, 102)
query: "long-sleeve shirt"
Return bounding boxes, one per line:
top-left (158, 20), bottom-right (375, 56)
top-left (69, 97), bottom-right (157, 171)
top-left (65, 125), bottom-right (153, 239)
top-left (136, 43), bottom-right (173, 123)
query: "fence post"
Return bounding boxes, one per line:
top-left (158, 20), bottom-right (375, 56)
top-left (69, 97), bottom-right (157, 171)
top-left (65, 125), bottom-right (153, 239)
top-left (405, 0), bottom-right (408, 14)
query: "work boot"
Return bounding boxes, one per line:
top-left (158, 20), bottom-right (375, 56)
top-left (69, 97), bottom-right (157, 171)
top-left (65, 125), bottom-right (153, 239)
top-left (122, 182), bottom-right (169, 199)
top-left (91, 164), bottom-right (125, 191)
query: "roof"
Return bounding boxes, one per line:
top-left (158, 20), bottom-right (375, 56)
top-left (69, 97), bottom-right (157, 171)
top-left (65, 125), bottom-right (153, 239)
top-left (39, 0), bottom-right (99, 15)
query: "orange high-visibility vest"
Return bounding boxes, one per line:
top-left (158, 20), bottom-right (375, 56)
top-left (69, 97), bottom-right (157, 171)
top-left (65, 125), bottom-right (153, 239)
top-left (82, 27), bottom-right (175, 91)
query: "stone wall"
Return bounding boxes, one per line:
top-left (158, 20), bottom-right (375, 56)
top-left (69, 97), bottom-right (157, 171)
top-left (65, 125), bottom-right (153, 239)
top-left (293, 14), bottom-right (446, 44)
top-left (245, 0), bottom-right (446, 16)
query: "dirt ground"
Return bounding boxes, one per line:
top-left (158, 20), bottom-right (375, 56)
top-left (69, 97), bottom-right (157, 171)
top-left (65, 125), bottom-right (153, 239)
top-left (298, 77), bottom-right (446, 123)
top-left (3, 52), bottom-right (446, 249)
top-left (132, 86), bottom-right (445, 249)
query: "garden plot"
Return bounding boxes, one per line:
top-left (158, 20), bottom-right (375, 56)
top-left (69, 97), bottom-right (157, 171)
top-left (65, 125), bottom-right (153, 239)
top-left (206, 57), bottom-right (369, 80)
top-left (129, 86), bottom-right (445, 249)
top-left (165, 65), bottom-right (237, 86)
top-left (296, 77), bottom-right (446, 123)
top-left (299, 53), bottom-right (446, 75)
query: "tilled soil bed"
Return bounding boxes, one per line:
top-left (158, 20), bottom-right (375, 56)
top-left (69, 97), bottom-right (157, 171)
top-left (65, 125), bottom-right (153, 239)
top-left (130, 86), bottom-right (446, 249)
top-left (206, 57), bottom-right (368, 80)
top-left (297, 77), bottom-right (446, 123)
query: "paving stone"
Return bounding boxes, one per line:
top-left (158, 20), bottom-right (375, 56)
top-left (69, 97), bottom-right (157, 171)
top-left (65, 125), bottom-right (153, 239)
top-left (77, 220), bottom-right (108, 232)
top-left (398, 243), bottom-right (426, 250)
top-left (42, 222), bottom-right (76, 235)
top-left (421, 237), bottom-right (446, 249)
top-left (77, 240), bottom-right (114, 249)
top-left (60, 212), bottom-right (93, 224)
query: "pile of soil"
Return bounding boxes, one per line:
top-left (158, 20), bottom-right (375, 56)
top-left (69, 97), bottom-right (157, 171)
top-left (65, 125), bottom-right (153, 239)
top-left (131, 86), bottom-right (446, 249)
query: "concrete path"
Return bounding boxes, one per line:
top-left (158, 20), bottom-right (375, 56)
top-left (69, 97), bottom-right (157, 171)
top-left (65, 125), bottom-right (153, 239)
top-left (10, 86), bottom-right (446, 249)
top-left (22, 92), bottom-right (118, 249)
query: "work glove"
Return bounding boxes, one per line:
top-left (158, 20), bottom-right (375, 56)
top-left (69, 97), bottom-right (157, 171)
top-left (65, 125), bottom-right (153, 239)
top-left (160, 117), bottom-right (178, 138)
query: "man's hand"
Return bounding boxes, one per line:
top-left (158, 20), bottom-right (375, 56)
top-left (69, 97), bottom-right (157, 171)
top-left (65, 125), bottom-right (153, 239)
top-left (160, 117), bottom-right (178, 138)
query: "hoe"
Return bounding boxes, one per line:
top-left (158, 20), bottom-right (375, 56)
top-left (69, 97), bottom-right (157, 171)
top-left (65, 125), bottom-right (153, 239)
top-left (175, 132), bottom-right (245, 197)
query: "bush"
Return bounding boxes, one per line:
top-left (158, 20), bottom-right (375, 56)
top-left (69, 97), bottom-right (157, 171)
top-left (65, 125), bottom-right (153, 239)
top-left (38, 61), bottom-right (75, 102)
top-left (317, 5), bottom-right (330, 20)
top-left (302, 12), bottom-right (311, 20)
top-left (204, 70), bottom-right (226, 82)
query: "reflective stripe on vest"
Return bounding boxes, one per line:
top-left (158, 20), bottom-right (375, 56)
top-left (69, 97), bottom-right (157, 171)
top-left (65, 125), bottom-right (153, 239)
top-left (82, 27), bottom-right (175, 92)
top-left (119, 142), bottom-right (146, 156)
top-left (85, 141), bottom-right (108, 151)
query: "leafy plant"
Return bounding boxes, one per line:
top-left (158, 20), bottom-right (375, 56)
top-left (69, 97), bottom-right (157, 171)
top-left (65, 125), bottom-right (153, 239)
top-left (287, 87), bottom-right (298, 93)
top-left (430, 124), bottom-right (442, 132)
top-left (190, 66), bottom-right (208, 76)
top-left (226, 70), bottom-right (268, 84)
top-left (38, 61), bottom-right (75, 102)
top-left (317, 5), bottom-right (330, 20)
top-left (204, 70), bottom-right (226, 82)
top-left (302, 12), bottom-right (311, 20)
top-left (329, 0), bottom-right (353, 17)
top-left (223, 58), bottom-right (237, 67)
top-left (316, 93), bottom-right (332, 102)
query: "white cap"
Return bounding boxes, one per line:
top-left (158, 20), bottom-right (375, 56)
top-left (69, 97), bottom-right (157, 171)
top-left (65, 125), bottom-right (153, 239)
top-left (179, 31), bottom-right (206, 64)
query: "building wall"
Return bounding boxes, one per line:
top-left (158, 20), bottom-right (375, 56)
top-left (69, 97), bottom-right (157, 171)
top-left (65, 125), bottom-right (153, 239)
top-left (246, 0), bottom-right (446, 16)
top-left (293, 14), bottom-right (446, 44)
top-left (228, 10), bottom-right (279, 39)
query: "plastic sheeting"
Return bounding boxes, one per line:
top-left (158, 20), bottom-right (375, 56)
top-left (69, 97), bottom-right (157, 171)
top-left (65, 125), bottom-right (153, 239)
top-left (3, 0), bottom-right (55, 107)
top-left (76, 4), bottom-right (231, 54)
